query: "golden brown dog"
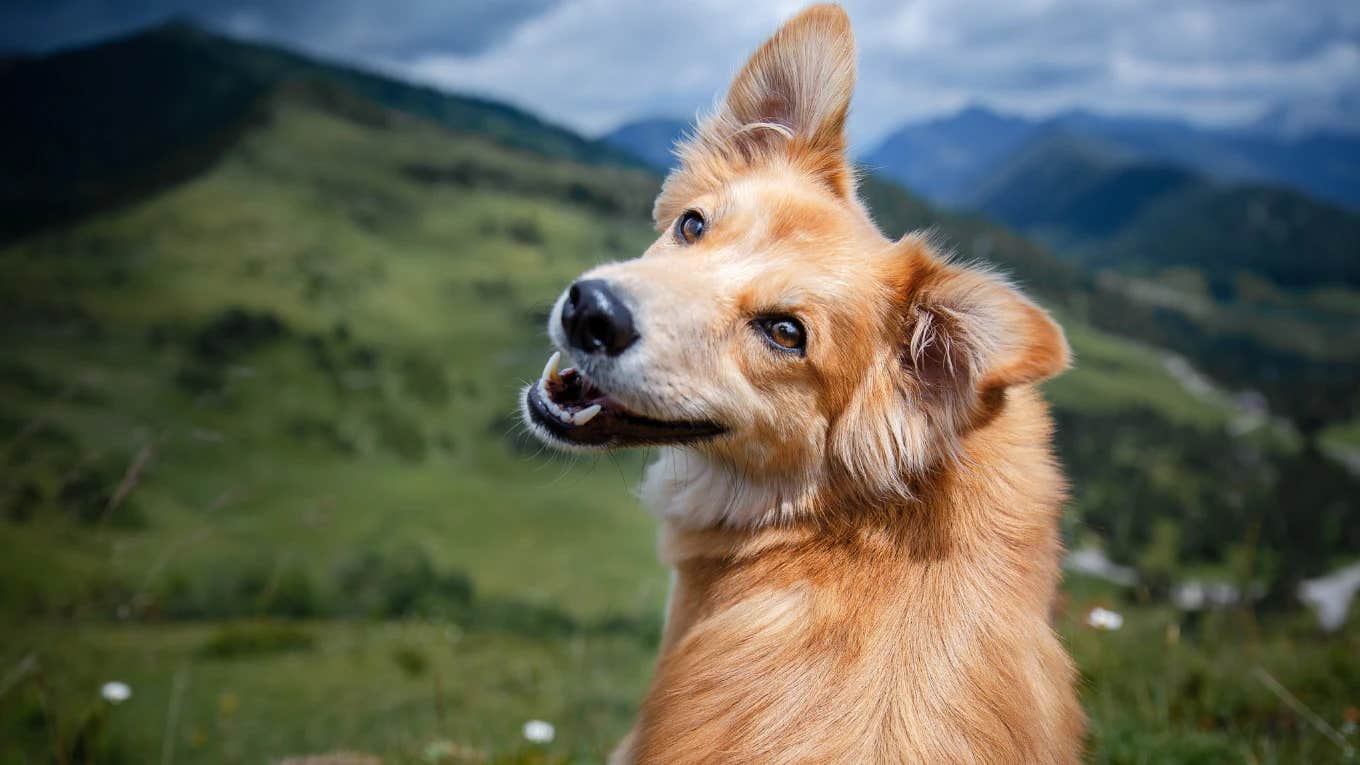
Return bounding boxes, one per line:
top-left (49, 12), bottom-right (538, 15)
top-left (521, 5), bottom-right (1085, 762)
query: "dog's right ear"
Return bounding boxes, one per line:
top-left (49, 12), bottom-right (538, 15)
top-left (657, 5), bottom-right (856, 225)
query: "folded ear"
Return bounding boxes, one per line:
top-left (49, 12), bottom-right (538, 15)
top-left (668, 5), bottom-right (856, 201)
top-left (901, 246), bottom-right (1070, 423)
top-left (828, 240), bottom-right (1068, 492)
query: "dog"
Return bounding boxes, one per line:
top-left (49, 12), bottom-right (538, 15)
top-left (521, 5), bottom-right (1085, 762)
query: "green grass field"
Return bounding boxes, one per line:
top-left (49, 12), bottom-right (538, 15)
top-left (2, 89), bottom-right (1356, 763)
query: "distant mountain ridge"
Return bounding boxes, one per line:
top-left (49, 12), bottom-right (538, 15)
top-left (602, 117), bottom-right (690, 172)
top-left (964, 130), bottom-right (1360, 290)
top-left (866, 105), bottom-right (1360, 211)
top-left (0, 20), bottom-right (642, 239)
top-left (862, 106), bottom-right (1042, 205)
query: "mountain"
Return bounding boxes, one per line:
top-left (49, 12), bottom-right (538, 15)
top-left (1093, 182), bottom-right (1360, 290)
top-left (968, 132), bottom-right (1360, 290)
top-left (0, 20), bottom-right (642, 240)
top-left (867, 105), bottom-right (1360, 210)
top-left (863, 106), bottom-right (1041, 205)
top-left (602, 117), bottom-right (690, 171)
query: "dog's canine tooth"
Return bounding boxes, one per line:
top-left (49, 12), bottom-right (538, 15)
top-left (573, 404), bottom-right (602, 425)
top-left (542, 351), bottom-right (562, 383)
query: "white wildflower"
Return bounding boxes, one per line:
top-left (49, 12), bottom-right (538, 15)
top-left (1086, 607), bottom-right (1124, 631)
top-left (522, 719), bottom-right (555, 744)
top-left (100, 681), bottom-right (132, 704)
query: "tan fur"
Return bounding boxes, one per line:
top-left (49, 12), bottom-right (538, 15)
top-left (543, 5), bottom-right (1085, 761)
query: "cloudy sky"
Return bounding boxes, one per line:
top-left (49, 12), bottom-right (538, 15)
top-left (4, 0), bottom-right (1358, 146)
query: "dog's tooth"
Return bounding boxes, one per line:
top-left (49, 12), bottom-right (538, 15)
top-left (573, 404), bottom-right (602, 426)
top-left (541, 351), bottom-right (561, 383)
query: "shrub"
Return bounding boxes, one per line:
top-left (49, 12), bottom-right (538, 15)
top-left (158, 559), bottom-right (319, 619)
top-left (390, 645), bottom-right (429, 677)
top-left (57, 459), bottom-right (145, 529)
top-left (199, 622), bottom-right (316, 659)
top-left (192, 307), bottom-right (288, 362)
top-left (334, 546), bottom-right (474, 619)
top-left (265, 564), bottom-right (320, 618)
top-left (3, 481), bottom-right (41, 523)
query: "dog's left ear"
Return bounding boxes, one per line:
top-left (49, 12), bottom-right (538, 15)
top-left (692, 5), bottom-right (856, 194)
top-left (898, 242), bottom-right (1070, 423)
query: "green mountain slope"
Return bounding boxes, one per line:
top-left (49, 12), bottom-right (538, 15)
top-left (0, 21), bottom-right (641, 240)
top-left (971, 133), bottom-right (1360, 291)
top-left (1094, 183), bottom-right (1360, 289)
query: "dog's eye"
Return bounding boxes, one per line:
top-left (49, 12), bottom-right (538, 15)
top-left (755, 316), bottom-right (806, 354)
top-left (675, 209), bottom-right (705, 244)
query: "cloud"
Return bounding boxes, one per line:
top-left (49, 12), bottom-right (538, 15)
top-left (391, 0), bottom-right (1360, 144)
top-left (6, 0), bottom-right (1358, 142)
top-left (0, 0), bottom-right (561, 58)
top-left (395, 0), bottom-right (807, 136)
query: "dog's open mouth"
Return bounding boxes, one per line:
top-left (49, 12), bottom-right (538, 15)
top-left (524, 352), bottom-right (725, 448)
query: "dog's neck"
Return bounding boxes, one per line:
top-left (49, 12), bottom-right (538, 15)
top-left (639, 448), bottom-right (823, 529)
top-left (642, 386), bottom-right (1067, 645)
top-left (642, 388), bottom-right (1063, 534)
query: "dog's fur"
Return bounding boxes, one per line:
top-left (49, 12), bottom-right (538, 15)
top-left (529, 5), bottom-right (1085, 762)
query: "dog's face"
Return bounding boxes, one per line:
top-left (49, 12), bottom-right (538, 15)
top-left (522, 5), bottom-right (1068, 525)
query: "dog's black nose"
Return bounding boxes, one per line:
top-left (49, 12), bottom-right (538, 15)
top-left (561, 279), bottom-right (637, 356)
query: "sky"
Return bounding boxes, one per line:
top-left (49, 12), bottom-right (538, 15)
top-left (4, 0), bottom-right (1358, 147)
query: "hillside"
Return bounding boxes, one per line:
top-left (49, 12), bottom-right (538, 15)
top-left (0, 21), bottom-right (641, 240)
top-left (1094, 183), bottom-right (1360, 289)
top-left (2, 29), bottom-right (1358, 764)
top-left (969, 132), bottom-right (1360, 290)
top-left (1, 84), bottom-right (673, 761)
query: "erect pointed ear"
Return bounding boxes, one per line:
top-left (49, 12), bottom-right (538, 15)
top-left (898, 239), bottom-right (1070, 423)
top-left (680, 5), bottom-right (855, 196)
top-left (723, 5), bottom-right (854, 154)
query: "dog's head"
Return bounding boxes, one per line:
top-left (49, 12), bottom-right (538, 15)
top-left (522, 4), bottom-right (1069, 526)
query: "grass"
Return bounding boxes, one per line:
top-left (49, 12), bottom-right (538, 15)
top-left (2, 87), bottom-right (1356, 763)
top-left (4, 590), bottom-right (1355, 764)
top-left (1046, 316), bottom-right (1236, 430)
top-left (2, 620), bottom-right (656, 764)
